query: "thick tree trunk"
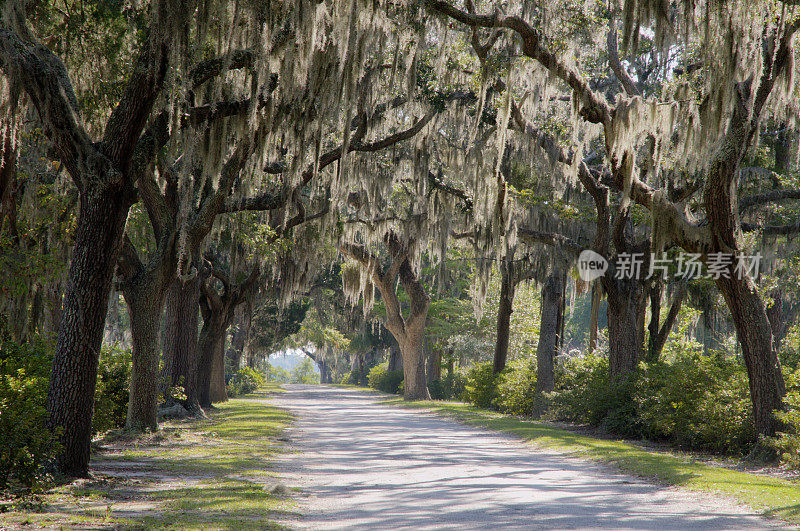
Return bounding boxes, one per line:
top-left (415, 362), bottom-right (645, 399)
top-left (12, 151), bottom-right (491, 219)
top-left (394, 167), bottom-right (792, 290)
top-left (605, 278), bottom-right (646, 379)
top-left (493, 264), bottom-right (515, 374)
top-left (197, 315), bottom-right (226, 408)
top-left (209, 330), bottom-right (228, 403)
top-left (162, 277), bottom-right (202, 412)
top-left (124, 285), bottom-right (164, 431)
top-left (717, 275), bottom-right (786, 437)
top-left (47, 188), bottom-right (131, 477)
top-left (535, 271), bottom-right (564, 394)
top-left (399, 321), bottom-right (430, 400)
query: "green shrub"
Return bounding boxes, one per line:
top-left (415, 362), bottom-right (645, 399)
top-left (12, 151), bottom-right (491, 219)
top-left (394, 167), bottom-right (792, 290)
top-left (494, 358), bottom-right (541, 416)
top-left (227, 366), bottom-right (265, 397)
top-left (549, 351), bottom-right (620, 425)
top-left (634, 352), bottom-right (753, 454)
top-left (769, 369), bottom-right (800, 467)
top-left (266, 364), bottom-right (291, 384)
top-left (463, 361), bottom-right (498, 409)
top-left (367, 362), bottom-right (403, 394)
top-left (428, 371), bottom-right (467, 400)
top-left (548, 348), bottom-right (754, 454)
top-left (93, 344), bottom-right (131, 434)
top-left (291, 357), bottom-right (320, 384)
top-left (0, 338), bottom-right (59, 490)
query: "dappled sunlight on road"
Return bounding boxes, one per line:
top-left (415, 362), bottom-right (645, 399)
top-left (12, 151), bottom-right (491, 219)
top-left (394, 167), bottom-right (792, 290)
top-left (272, 385), bottom-right (779, 530)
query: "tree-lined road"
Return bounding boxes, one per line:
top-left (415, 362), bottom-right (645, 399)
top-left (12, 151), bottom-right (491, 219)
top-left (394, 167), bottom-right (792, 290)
top-left (273, 385), bottom-right (778, 530)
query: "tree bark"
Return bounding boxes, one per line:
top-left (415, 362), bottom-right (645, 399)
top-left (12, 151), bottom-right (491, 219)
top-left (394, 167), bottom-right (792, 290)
top-left (197, 316), bottom-right (227, 407)
top-left (493, 263), bottom-right (515, 373)
top-left (604, 277), bottom-right (647, 378)
top-left (717, 274), bottom-right (786, 437)
top-left (589, 282), bottom-right (601, 353)
top-left (162, 276), bottom-right (203, 412)
top-left (47, 187), bottom-right (131, 477)
top-left (123, 283), bottom-right (164, 431)
top-left (226, 304), bottom-right (251, 371)
top-left (387, 344), bottom-right (403, 373)
top-left (426, 346), bottom-right (442, 383)
top-left (535, 271), bottom-right (565, 394)
top-left (646, 281), bottom-right (687, 362)
top-left (399, 318), bottom-right (429, 400)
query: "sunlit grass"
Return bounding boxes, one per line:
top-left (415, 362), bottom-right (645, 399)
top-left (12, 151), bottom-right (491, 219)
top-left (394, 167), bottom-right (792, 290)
top-left (0, 387), bottom-right (295, 529)
top-left (386, 397), bottom-right (800, 523)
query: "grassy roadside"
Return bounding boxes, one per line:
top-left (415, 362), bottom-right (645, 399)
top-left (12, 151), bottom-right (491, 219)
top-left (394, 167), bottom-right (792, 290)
top-left (382, 396), bottom-right (800, 524)
top-left (0, 385), bottom-right (295, 530)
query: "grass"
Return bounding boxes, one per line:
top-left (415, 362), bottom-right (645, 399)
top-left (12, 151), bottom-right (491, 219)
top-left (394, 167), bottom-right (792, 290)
top-left (0, 385), bottom-right (296, 530)
top-left (383, 396), bottom-right (800, 524)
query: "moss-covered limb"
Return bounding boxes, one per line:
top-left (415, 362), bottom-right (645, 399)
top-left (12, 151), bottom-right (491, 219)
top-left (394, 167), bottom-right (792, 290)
top-left (0, 387), bottom-right (296, 529)
top-left (387, 398), bottom-right (800, 524)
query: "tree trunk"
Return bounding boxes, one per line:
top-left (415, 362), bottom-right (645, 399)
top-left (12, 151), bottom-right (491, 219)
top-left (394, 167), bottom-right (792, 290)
top-left (399, 321), bottom-right (430, 400)
top-left (387, 343), bottom-right (403, 373)
top-left (42, 279), bottom-right (63, 345)
top-left (162, 276), bottom-right (202, 412)
top-left (535, 271), bottom-right (564, 394)
top-left (426, 347), bottom-right (442, 383)
top-left (717, 274), bottom-right (786, 437)
top-left (604, 277), bottom-right (646, 379)
top-left (589, 282), bottom-right (601, 352)
top-left (47, 187), bottom-right (131, 477)
top-left (646, 281), bottom-right (687, 362)
top-left (197, 318), bottom-right (226, 408)
top-left (493, 264), bottom-right (515, 373)
top-left (124, 284), bottom-right (164, 431)
top-left (209, 330), bottom-right (228, 403)
top-left (226, 305), bottom-right (250, 371)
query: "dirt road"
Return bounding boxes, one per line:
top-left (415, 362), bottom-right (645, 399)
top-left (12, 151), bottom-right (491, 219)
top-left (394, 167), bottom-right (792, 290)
top-left (273, 385), bottom-right (780, 530)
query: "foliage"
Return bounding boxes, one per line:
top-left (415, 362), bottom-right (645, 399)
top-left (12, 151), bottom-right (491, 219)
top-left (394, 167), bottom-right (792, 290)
top-left (769, 369), bottom-right (800, 468)
top-left (494, 358), bottom-right (541, 416)
top-left (367, 362), bottom-right (403, 394)
top-left (463, 362), bottom-right (499, 409)
top-left (548, 345), bottom-right (755, 454)
top-left (634, 353), bottom-right (753, 454)
top-left (0, 338), bottom-right (58, 490)
top-left (92, 344), bottom-right (131, 434)
top-left (291, 357), bottom-right (320, 384)
top-left (428, 372), bottom-right (467, 400)
top-left (227, 367), bottom-right (266, 397)
top-left (265, 364), bottom-right (292, 384)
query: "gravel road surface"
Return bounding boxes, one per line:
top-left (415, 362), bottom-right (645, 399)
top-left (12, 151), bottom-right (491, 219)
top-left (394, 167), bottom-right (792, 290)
top-left (273, 385), bottom-right (782, 530)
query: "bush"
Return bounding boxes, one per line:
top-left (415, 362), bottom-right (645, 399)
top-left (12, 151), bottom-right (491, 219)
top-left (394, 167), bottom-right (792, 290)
top-left (227, 366), bottom-right (265, 397)
top-left (265, 364), bottom-right (291, 384)
top-left (93, 344), bottom-right (131, 434)
top-left (494, 358), bottom-right (541, 416)
top-left (367, 362), bottom-right (403, 394)
top-left (291, 357), bottom-right (320, 384)
top-left (428, 371), bottom-right (467, 400)
top-left (634, 352), bottom-right (753, 454)
top-left (463, 361), bottom-right (498, 409)
top-left (548, 348), bottom-right (754, 454)
top-left (768, 369), bottom-right (800, 467)
top-left (549, 351), bottom-right (625, 427)
top-left (0, 338), bottom-right (59, 490)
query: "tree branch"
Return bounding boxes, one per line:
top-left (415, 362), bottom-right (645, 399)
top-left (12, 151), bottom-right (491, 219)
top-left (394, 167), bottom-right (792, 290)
top-left (427, 0), bottom-right (612, 125)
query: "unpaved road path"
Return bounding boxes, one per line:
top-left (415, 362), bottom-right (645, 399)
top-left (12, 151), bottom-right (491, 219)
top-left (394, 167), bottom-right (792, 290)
top-left (273, 385), bottom-right (782, 530)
